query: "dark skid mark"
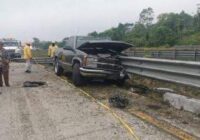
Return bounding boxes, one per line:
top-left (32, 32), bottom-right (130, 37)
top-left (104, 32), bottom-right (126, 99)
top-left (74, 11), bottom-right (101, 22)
top-left (23, 81), bottom-right (47, 88)
top-left (147, 104), bottom-right (162, 110)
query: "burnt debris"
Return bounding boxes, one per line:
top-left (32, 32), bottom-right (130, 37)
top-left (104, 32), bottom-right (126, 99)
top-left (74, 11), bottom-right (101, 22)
top-left (109, 95), bottom-right (129, 109)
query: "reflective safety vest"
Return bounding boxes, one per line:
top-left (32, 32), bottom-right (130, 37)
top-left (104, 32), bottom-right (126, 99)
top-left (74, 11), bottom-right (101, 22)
top-left (24, 45), bottom-right (32, 59)
top-left (48, 45), bottom-right (58, 58)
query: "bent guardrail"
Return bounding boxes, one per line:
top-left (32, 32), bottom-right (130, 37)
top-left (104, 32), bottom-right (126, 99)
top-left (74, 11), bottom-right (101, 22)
top-left (120, 56), bottom-right (200, 88)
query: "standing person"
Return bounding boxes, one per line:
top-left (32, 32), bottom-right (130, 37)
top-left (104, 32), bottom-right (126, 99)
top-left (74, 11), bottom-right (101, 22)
top-left (0, 41), bottom-right (10, 87)
top-left (24, 43), bottom-right (32, 73)
top-left (48, 43), bottom-right (58, 58)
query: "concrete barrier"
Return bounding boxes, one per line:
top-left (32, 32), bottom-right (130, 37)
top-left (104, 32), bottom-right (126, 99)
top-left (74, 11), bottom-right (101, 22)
top-left (163, 92), bottom-right (200, 114)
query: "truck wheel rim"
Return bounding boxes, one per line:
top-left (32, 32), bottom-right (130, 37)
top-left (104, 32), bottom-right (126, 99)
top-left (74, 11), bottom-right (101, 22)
top-left (55, 62), bottom-right (58, 73)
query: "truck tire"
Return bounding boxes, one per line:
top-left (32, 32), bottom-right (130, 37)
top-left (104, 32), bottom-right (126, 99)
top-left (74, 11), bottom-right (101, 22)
top-left (116, 78), bottom-right (126, 86)
top-left (116, 74), bottom-right (129, 86)
top-left (55, 60), bottom-right (63, 76)
top-left (72, 63), bottom-right (83, 86)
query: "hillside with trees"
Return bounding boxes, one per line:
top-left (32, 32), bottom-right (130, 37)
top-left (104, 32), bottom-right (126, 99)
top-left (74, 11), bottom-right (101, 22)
top-left (88, 6), bottom-right (200, 48)
top-left (32, 6), bottom-right (200, 49)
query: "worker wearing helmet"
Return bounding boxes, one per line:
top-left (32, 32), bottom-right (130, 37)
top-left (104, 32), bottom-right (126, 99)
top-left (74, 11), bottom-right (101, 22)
top-left (0, 41), bottom-right (10, 87)
top-left (24, 43), bottom-right (32, 73)
top-left (48, 43), bottom-right (58, 58)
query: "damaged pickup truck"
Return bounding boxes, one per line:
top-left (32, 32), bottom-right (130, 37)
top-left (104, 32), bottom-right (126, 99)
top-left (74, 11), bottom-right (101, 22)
top-left (54, 36), bottom-right (133, 86)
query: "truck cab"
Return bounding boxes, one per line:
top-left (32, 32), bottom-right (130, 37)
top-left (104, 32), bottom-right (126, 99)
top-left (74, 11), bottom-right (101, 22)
top-left (54, 36), bottom-right (133, 86)
top-left (1, 38), bottom-right (22, 58)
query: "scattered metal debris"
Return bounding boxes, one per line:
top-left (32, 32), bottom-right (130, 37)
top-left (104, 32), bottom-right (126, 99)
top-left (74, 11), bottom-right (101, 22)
top-left (182, 121), bottom-right (189, 124)
top-left (153, 87), bottom-right (175, 94)
top-left (23, 81), bottom-right (47, 87)
top-left (109, 95), bottom-right (129, 109)
top-left (147, 104), bottom-right (162, 110)
top-left (130, 84), bottom-right (151, 94)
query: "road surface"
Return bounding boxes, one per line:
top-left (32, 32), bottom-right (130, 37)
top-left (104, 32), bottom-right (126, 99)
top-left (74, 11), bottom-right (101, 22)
top-left (0, 63), bottom-right (177, 140)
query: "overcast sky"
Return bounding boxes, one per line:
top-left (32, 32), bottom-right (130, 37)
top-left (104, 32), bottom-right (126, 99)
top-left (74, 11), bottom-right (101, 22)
top-left (0, 0), bottom-right (199, 41)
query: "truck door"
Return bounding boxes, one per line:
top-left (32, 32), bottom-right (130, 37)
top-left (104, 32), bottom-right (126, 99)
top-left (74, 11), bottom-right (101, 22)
top-left (61, 46), bottom-right (75, 72)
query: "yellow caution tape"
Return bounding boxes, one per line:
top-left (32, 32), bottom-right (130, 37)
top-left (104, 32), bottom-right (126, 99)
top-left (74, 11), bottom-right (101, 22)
top-left (128, 109), bottom-right (197, 140)
top-left (77, 87), bottom-right (140, 140)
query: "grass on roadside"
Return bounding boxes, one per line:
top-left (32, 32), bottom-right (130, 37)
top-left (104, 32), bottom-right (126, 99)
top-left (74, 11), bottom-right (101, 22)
top-left (32, 49), bottom-right (48, 57)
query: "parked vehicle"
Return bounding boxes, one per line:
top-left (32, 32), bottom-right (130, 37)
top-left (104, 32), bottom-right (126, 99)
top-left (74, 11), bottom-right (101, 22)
top-left (0, 38), bottom-right (22, 58)
top-left (54, 36), bottom-right (134, 86)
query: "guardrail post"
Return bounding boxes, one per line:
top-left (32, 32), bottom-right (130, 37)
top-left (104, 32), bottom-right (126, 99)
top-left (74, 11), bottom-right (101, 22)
top-left (133, 51), bottom-right (135, 56)
top-left (156, 51), bottom-right (159, 58)
top-left (174, 49), bottom-right (177, 60)
top-left (194, 49), bottom-right (197, 61)
top-left (158, 50), bottom-right (160, 58)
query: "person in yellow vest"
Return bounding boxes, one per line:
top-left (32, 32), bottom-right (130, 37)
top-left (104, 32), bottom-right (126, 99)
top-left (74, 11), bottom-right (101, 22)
top-left (24, 43), bottom-right (32, 73)
top-left (48, 43), bottom-right (58, 58)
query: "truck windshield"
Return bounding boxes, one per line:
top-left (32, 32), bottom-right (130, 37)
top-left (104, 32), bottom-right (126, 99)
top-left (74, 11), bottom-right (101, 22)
top-left (3, 42), bottom-right (19, 47)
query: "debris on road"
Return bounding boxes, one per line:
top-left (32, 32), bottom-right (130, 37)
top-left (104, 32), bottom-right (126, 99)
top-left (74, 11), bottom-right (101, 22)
top-left (2, 63), bottom-right (135, 140)
top-left (4, 63), bottom-right (199, 140)
top-left (147, 104), bottom-right (162, 110)
top-left (23, 81), bottom-right (47, 87)
top-left (153, 87), bottom-right (175, 94)
top-left (109, 95), bottom-right (129, 109)
top-left (80, 78), bottom-right (200, 138)
top-left (129, 84), bottom-right (151, 95)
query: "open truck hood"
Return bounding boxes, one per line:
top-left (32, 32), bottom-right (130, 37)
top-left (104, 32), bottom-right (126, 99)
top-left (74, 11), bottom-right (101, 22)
top-left (77, 41), bottom-right (133, 54)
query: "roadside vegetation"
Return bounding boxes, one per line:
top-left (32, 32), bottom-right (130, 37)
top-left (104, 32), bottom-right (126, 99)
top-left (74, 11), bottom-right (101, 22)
top-left (32, 6), bottom-right (200, 49)
top-left (88, 7), bottom-right (200, 48)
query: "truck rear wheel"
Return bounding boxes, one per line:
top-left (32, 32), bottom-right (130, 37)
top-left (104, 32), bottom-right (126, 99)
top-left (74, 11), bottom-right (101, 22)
top-left (72, 63), bottom-right (83, 86)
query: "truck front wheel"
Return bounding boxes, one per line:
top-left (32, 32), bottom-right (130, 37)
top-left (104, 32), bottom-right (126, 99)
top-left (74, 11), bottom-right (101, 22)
top-left (55, 60), bottom-right (63, 76)
top-left (72, 63), bottom-right (84, 86)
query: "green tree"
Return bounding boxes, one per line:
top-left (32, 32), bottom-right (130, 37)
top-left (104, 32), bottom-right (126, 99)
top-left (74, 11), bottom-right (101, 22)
top-left (139, 7), bottom-right (154, 26)
top-left (88, 9), bottom-right (199, 47)
top-left (88, 31), bottom-right (98, 37)
top-left (88, 23), bottom-right (133, 41)
top-left (150, 26), bottom-right (177, 46)
top-left (194, 4), bottom-right (200, 31)
top-left (159, 12), bottom-right (192, 33)
top-left (32, 37), bottom-right (40, 48)
top-left (58, 37), bottom-right (69, 48)
top-left (125, 23), bottom-right (147, 47)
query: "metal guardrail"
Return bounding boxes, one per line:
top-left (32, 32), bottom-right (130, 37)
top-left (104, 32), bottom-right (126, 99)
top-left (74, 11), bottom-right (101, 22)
top-left (125, 49), bottom-right (200, 61)
top-left (120, 56), bottom-right (200, 88)
top-left (12, 56), bottom-right (200, 88)
top-left (12, 57), bottom-right (53, 64)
